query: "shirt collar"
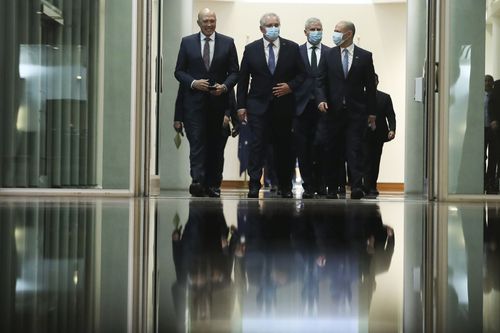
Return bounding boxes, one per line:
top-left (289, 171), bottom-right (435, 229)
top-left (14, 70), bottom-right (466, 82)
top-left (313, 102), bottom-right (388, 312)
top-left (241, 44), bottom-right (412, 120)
top-left (200, 32), bottom-right (215, 41)
top-left (307, 41), bottom-right (321, 50)
top-left (341, 43), bottom-right (354, 55)
top-left (263, 37), bottom-right (280, 47)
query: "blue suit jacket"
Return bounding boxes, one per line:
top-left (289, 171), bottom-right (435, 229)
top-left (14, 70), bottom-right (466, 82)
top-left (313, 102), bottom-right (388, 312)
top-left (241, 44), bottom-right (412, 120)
top-left (295, 43), bottom-right (330, 116)
top-left (316, 45), bottom-right (376, 117)
top-left (174, 32), bottom-right (239, 115)
top-left (237, 37), bottom-right (306, 115)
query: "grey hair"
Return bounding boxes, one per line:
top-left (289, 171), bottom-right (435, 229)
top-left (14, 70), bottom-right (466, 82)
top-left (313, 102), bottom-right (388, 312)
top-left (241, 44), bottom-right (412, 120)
top-left (339, 20), bottom-right (356, 37)
top-left (260, 12), bottom-right (280, 27)
top-left (304, 17), bottom-right (322, 30)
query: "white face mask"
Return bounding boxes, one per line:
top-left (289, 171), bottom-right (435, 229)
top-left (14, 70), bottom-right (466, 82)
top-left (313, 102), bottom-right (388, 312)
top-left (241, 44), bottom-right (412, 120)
top-left (332, 31), bottom-right (344, 46)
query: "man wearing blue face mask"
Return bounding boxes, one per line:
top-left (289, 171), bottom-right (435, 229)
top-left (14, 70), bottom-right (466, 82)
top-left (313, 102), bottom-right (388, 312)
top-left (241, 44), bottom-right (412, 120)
top-left (316, 20), bottom-right (376, 200)
top-left (237, 12), bottom-right (306, 198)
top-left (293, 18), bottom-right (330, 199)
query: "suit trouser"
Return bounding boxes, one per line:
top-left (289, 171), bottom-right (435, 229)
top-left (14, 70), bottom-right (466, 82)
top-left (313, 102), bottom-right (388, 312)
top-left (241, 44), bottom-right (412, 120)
top-left (320, 107), bottom-right (366, 191)
top-left (184, 105), bottom-right (227, 188)
top-left (293, 100), bottom-right (324, 191)
top-left (247, 103), bottom-right (294, 190)
top-left (363, 130), bottom-right (384, 191)
top-left (485, 126), bottom-right (499, 188)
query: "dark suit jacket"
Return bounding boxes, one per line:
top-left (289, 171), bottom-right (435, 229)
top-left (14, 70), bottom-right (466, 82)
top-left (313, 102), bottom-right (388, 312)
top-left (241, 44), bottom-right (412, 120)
top-left (237, 37), bottom-right (306, 115)
top-left (489, 80), bottom-right (500, 123)
top-left (174, 83), bottom-right (239, 128)
top-left (174, 32), bottom-right (239, 114)
top-left (295, 43), bottom-right (330, 116)
top-left (316, 45), bottom-right (376, 116)
top-left (374, 90), bottom-right (396, 142)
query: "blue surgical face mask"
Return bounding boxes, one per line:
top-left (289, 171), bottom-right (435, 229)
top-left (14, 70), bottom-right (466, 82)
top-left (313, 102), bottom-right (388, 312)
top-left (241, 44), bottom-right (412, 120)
top-left (332, 31), bottom-right (344, 46)
top-left (264, 26), bottom-right (280, 41)
top-left (308, 31), bottom-right (323, 45)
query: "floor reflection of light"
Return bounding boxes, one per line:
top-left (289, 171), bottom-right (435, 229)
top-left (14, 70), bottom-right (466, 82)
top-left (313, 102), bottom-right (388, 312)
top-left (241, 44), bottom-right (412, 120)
top-left (243, 318), bottom-right (359, 332)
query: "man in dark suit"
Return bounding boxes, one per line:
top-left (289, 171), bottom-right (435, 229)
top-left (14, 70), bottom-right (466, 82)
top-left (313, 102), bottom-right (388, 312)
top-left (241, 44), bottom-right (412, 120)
top-left (317, 20), bottom-right (376, 199)
top-left (294, 17), bottom-right (330, 199)
top-left (363, 74), bottom-right (396, 198)
top-left (237, 12), bottom-right (306, 198)
top-left (486, 77), bottom-right (500, 193)
top-left (174, 8), bottom-right (239, 197)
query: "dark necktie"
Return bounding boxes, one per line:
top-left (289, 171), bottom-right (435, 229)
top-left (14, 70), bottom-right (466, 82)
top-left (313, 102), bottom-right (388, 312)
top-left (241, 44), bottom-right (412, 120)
top-left (203, 37), bottom-right (211, 70)
top-left (268, 42), bottom-right (276, 74)
top-left (311, 45), bottom-right (318, 74)
top-left (342, 48), bottom-right (349, 78)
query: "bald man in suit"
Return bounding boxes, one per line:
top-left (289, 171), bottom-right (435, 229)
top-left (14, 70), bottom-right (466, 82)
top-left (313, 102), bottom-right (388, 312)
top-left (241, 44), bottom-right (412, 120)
top-left (174, 8), bottom-right (239, 197)
top-left (317, 20), bottom-right (376, 199)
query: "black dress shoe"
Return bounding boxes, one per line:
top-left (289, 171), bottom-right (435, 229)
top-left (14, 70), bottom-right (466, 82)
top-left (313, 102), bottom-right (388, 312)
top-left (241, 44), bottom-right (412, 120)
top-left (248, 187), bottom-right (260, 198)
top-left (189, 182), bottom-right (205, 197)
top-left (207, 187), bottom-right (221, 198)
top-left (281, 190), bottom-right (293, 198)
top-left (316, 187), bottom-right (327, 196)
top-left (350, 188), bottom-right (364, 199)
top-left (365, 188), bottom-right (379, 198)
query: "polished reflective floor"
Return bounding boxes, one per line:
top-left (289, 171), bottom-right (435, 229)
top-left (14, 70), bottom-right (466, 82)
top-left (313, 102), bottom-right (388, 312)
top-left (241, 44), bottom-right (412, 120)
top-left (1, 190), bottom-right (500, 332)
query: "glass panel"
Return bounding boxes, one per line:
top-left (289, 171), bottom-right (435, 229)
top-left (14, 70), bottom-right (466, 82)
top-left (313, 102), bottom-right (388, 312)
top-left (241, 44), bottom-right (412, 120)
top-left (0, 0), bottom-right (133, 189)
top-left (0, 199), bottom-right (134, 332)
top-left (446, 0), bottom-right (486, 194)
top-left (485, 1), bottom-right (500, 195)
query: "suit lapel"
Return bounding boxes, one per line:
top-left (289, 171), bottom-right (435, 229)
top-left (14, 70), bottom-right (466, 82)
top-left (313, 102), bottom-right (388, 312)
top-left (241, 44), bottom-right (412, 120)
top-left (319, 44), bottom-right (327, 66)
top-left (211, 32), bottom-right (222, 71)
top-left (258, 39), bottom-right (272, 75)
top-left (333, 47), bottom-right (344, 78)
top-left (273, 39), bottom-right (287, 74)
top-left (300, 44), bottom-right (310, 70)
top-left (194, 33), bottom-right (206, 70)
top-left (348, 46), bottom-right (361, 78)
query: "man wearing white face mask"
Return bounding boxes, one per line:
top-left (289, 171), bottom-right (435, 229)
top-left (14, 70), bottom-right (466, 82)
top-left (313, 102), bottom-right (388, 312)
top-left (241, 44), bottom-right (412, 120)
top-left (316, 20), bottom-right (376, 200)
top-left (237, 12), bottom-right (306, 198)
top-left (293, 18), bottom-right (330, 199)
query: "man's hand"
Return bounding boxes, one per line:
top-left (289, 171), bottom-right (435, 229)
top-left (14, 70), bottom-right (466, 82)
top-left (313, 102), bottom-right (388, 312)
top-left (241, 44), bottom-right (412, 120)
top-left (237, 109), bottom-right (247, 124)
top-left (387, 130), bottom-right (395, 141)
top-left (272, 83), bottom-right (292, 98)
top-left (318, 102), bottom-right (328, 113)
top-left (222, 115), bottom-right (231, 128)
top-left (368, 115), bottom-right (377, 131)
top-left (210, 83), bottom-right (227, 96)
top-left (173, 121), bottom-right (184, 136)
top-left (192, 79), bottom-right (210, 91)
top-left (491, 120), bottom-right (498, 130)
